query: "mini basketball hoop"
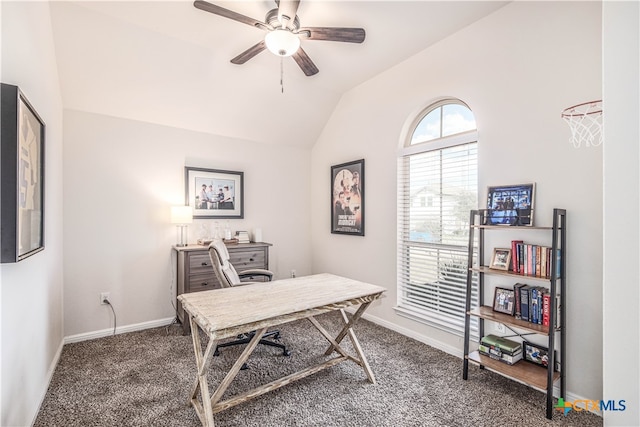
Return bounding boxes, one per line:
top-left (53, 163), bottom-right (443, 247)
top-left (561, 100), bottom-right (603, 148)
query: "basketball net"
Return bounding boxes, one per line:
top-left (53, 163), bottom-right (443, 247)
top-left (561, 100), bottom-right (603, 148)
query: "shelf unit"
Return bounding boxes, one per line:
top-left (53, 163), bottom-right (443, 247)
top-left (462, 208), bottom-right (566, 420)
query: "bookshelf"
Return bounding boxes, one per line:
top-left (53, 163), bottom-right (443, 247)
top-left (462, 209), bottom-right (566, 420)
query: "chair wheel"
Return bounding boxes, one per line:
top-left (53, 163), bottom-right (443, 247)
top-left (283, 350), bottom-right (291, 357)
top-left (214, 349), bottom-right (220, 356)
top-left (274, 333), bottom-right (281, 339)
top-left (241, 363), bottom-right (249, 370)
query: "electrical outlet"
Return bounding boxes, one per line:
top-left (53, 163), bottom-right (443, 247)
top-left (290, 270), bottom-right (296, 278)
top-left (495, 322), bottom-right (505, 333)
top-left (100, 292), bottom-right (110, 305)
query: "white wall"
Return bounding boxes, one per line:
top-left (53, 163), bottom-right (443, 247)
top-left (62, 110), bottom-right (312, 337)
top-left (311, 1), bottom-right (603, 402)
top-left (0, 2), bottom-right (65, 426)
top-left (602, 1), bottom-right (640, 426)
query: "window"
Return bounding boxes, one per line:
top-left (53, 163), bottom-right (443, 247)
top-left (396, 99), bottom-right (479, 338)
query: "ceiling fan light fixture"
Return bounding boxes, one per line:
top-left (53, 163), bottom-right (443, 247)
top-left (265, 29), bottom-right (300, 57)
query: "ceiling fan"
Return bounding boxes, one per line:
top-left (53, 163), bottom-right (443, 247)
top-left (194, 0), bottom-right (366, 76)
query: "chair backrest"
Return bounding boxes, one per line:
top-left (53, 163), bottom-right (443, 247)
top-left (208, 239), bottom-right (241, 288)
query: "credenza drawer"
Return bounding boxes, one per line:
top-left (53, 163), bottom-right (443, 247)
top-left (229, 249), bottom-right (265, 269)
top-left (187, 273), bottom-right (220, 292)
top-left (189, 253), bottom-right (214, 275)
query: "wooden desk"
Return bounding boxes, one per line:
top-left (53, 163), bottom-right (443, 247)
top-left (178, 273), bottom-right (385, 427)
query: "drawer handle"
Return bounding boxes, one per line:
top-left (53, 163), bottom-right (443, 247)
top-left (201, 262), bottom-right (209, 266)
top-left (249, 258), bottom-right (254, 262)
top-left (201, 282), bottom-right (208, 287)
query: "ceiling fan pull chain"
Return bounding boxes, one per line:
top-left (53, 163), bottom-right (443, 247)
top-left (280, 56), bottom-right (284, 93)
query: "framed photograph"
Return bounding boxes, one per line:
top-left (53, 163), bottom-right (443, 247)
top-left (489, 248), bottom-right (511, 271)
top-left (185, 167), bottom-right (243, 219)
top-left (486, 183), bottom-right (535, 226)
top-left (493, 287), bottom-right (516, 315)
top-left (1, 84), bottom-right (45, 263)
top-left (331, 159), bottom-right (364, 236)
top-left (523, 341), bottom-right (556, 370)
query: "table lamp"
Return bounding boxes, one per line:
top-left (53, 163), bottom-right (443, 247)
top-left (171, 206), bottom-right (193, 247)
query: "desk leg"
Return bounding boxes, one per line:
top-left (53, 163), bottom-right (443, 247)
top-left (320, 303), bottom-right (376, 384)
top-left (323, 302), bottom-right (370, 356)
top-left (188, 315), bottom-right (217, 427)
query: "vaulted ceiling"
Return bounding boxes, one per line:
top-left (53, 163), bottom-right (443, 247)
top-left (49, 1), bottom-right (508, 148)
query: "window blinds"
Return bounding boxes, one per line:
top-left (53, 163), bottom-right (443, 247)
top-left (396, 142), bottom-right (479, 338)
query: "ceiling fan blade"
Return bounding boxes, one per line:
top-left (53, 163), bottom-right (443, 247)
top-left (298, 27), bottom-right (365, 43)
top-left (194, 0), bottom-right (266, 29)
top-left (292, 47), bottom-right (319, 76)
top-left (276, 0), bottom-right (300, 28)
top-left (231, 40), bottom-right (267, 64)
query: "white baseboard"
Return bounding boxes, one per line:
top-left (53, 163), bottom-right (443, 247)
top-left (64, 317), bottom-right (177, 344)
top-left (357, 310), bottom-right (602, 417)
top-left (30, 338), bottom-right (64, 427)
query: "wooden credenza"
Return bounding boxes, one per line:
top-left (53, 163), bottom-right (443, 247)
top-left (173, 242), bottom-right (272, 334)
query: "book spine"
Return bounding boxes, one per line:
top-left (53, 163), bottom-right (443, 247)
top-left (542, 292), bottom-right (550, 326)
top-left (514, 283), bottom-right (522, 319)
top-left (511, 240), bottom-right (523, 273)
top-left (520, 286), bottom-right (529, 321)
top-left (537, 287), bottom-right (543, 324)
top-left (536, 246), bottom-right (542, 277)
top-left (531, 287), bottom-right (538, 324)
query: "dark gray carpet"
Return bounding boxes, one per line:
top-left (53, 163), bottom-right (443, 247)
top-left (35, 312), bottom-right (602, 426)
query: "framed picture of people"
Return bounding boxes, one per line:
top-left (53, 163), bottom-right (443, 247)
top-left (185, 167), bottom-right (244, 219)
top-left (486, 183), bottom-right (535, 226)
top-left (331, 159), bottom-right (364, 236)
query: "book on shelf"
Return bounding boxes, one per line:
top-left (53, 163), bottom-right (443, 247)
top-left (514, 283), bottom-right (527, 319)
top-left (479, 334), bottom-right (523, 365)
top-left (510, 241), bottom-right (560, 279)
top-left (511, 240), bottom-right (523, 273)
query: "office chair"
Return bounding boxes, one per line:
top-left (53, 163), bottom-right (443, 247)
top-left (208, 239), bottom-right (290, 366)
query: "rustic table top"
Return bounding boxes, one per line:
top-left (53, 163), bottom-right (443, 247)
top-left (178, 273), bottom-right (385, 338)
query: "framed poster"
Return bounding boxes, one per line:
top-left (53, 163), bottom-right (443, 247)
top-left (486, 183), bottom-right (535, 226)
top-left (1, 83), bottom-right (45, 263)
top-left (331, 159), bottom-right (364, 236)
top-left (185, 167), bottom-right (243, 219)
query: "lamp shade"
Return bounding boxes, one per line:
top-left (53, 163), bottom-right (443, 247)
top-left (265, 29), bottom-right (300, 57)
top-left (171, 206), bottom-right (193, 224)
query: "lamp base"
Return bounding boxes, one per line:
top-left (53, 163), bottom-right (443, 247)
top-left (176, 225), bottom-right (188, 247)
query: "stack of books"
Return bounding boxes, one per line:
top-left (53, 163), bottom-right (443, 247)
top-left (236, 231), bottom-right (250, 244)
top-left (479, 334), bottom-right (522, 365)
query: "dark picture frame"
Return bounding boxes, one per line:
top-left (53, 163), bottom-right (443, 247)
top-left (185, 167), bottom-right (243, 219)
top-left (1, 84), bottom-right (45, 263)
top-left (523, 341), bottom-right (556, 370)
top-left (486, 183), bottom-right (535, 226)
top-left (493, 287), bottom-right (516, 315)
top-left (489, 248), bottom-right (511, 271)
top-left (331, 159), bottom-right (364, 236)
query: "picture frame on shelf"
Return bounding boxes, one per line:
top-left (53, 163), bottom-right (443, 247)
top-left (185, 167), bottom-right (244, 219)
top-left (486, 183), bottom-right (535, 226)
top-left (331, 159), bottom-right (364, 236)
top-left (489, 248), bottom-right (511, 271)
top-left (493, 287), bottom-right (516, 315)
top-left (1, 84), bottom-right (45, 263)
top-left (523, 341), bottom-right (556, 370)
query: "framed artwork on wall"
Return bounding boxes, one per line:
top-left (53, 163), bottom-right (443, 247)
top-left (486, 183), bottom-right (535, 226)
top-left (331, 159), bottom-right (364, 236)
top-left (1, 83), bottom-right (46, 263)
top-left (185, 167), bottom-right (244, 219)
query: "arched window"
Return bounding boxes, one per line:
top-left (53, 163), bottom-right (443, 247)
top-left (396, 99), bottom-right (479, 337)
